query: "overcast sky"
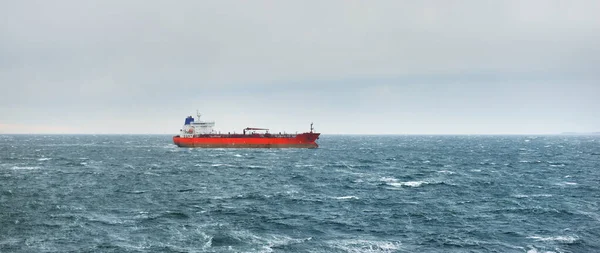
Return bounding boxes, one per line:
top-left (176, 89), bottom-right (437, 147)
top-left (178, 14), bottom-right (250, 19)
top-left (1, 0), bottom-right (599, 134)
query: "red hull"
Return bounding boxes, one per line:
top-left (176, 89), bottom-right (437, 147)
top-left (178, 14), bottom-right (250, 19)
top-left (173, 132), bottom-right (320, 148)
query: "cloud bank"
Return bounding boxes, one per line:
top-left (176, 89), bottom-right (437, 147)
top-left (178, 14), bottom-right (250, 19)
top-left (1, 0), bottom-right (599, 134)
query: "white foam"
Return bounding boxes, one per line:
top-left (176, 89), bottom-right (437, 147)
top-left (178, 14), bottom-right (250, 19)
top-left (437, 170), bottom-right (455, 174)
top-left (211, 163), bottom-right (233, 167)
top-left (556, 182), bottom-right (578, 186)
top-left (398, 181), bottom-right (426, 187)
top-left (380, 177), bottom-right (428, 188)
top-left (294, 164), bottom-right (314, 167)
top-left (263, 235), bottom-right (312, 251)
top-left (11, 166), bottom-right (41, 170)
top-left (379, 177), bottom-right (398, 183)
top-left (327, 239), bottom-right (401, 253)
top-left (526, 247), bottom-right (539, 253)
top-left (37, 158), bottom-right (52, 161)
top-left (512, 194), bottom-right (553, 198)
top-left (234, 154), bottom-right (243, 157)
top-left (334, 196), bottom-right (359, 200)
top-left (527, 235), bottom-right (578, 244)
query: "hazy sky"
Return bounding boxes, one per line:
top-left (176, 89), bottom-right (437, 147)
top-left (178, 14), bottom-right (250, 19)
top-left (1, 0), bottom-right (599, 134)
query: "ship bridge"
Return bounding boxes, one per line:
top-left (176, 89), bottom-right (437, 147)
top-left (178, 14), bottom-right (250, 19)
top-left (181, 111), bottom-right (215, 137)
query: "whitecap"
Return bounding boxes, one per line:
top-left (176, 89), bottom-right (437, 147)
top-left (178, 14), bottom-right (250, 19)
top-left (527, 235), bottom-right (578, 244)
top-left (11, 166), bottom-right (41, 170)
top-left (263, 235), bottom-right (312, 249)
top-left (380, 177), bottom-right (429, 188)
top-left (233, 154), bottom-right (243, 157)
top-left (437, 170), bottom-right (455, 174)
top-left (334, 196), bottom-right (359, 200)
top-left (389, 181), bottom-right (427, 187)
top-left (526, 247), bottom-right (539, 253)
top-left (379, 177), bottom-right (398, 183)
top-left (512, 194), bottom-right (552, 198)
top-left (211, 164), bottom-right (233, 167)
top-left (294, 164), bottom-right (314, 167)
top-left (398, 181), bottom-right (426, 187)
top-left (37, 158), bottom-right (52, 161)
top-left (327, 239), bottom-right (401, 253)
top-left (556, 182), bottom-right (578, 186)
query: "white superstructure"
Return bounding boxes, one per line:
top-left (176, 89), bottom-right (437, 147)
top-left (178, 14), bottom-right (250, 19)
top-left (180, 111), bottom-right (215, 137)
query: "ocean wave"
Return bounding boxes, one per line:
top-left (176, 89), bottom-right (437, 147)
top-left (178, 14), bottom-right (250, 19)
top-left (245, 165), bottom-right (267, 169)
top-left (556, 182), bottom-right (578, 186)
top-left (333, 196), bottom-right (359, 200)
top-left (294, 164), bottom-right (314, 167)
top-left (37, 157), bottom-right (52, 161)
top-left (512, 194), bottom-right (553, 198)
top-left (380, 177), bottom-right (431, 188)
top-left (326, 239), bottom-right (401, 253)
top-left (211, 163), bottom-right (235, 167)
top-left (10, 166), bottom-right (41, 170)
top-left (392, 181), bottom-right (427, 187)
top-left (527, 235), bottom-right (579, 244)
top-left (262, 235), bottom-right (312, 251)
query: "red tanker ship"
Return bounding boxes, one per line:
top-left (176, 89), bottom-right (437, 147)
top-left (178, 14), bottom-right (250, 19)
top-left (173, 111), bottom-right (320, 148)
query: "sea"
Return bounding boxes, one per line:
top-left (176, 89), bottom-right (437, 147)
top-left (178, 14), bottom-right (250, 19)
top-left (1, 135), bottom-right (599, 253)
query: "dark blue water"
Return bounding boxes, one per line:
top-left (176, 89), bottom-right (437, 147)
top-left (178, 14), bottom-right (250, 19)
top-left (1, 135), bottom-right (599, 252)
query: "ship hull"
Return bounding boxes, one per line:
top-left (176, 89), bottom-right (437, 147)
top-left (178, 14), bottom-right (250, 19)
top-left (173, 133), bottom-right (320, 148)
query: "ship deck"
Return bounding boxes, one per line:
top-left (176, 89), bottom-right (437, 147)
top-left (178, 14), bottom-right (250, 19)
top-left (176, 133), bottom-right (300, 138)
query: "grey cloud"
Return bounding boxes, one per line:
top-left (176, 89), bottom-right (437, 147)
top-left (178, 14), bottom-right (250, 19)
top-left (1, 0), bottom-right (599, 134)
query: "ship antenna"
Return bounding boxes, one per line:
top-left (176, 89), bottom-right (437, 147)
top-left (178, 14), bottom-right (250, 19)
top-left (310, 122), bottom-right (314, 133)
top-left (196, 110), bottom-right (201, 121)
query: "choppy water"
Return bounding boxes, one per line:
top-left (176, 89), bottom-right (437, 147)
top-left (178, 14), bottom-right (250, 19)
top-left (1, 135), bottom-right (599, 252)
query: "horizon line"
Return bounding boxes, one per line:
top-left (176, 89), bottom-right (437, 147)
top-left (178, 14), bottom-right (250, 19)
top-left (1, 133), bottom-right (598, 136)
